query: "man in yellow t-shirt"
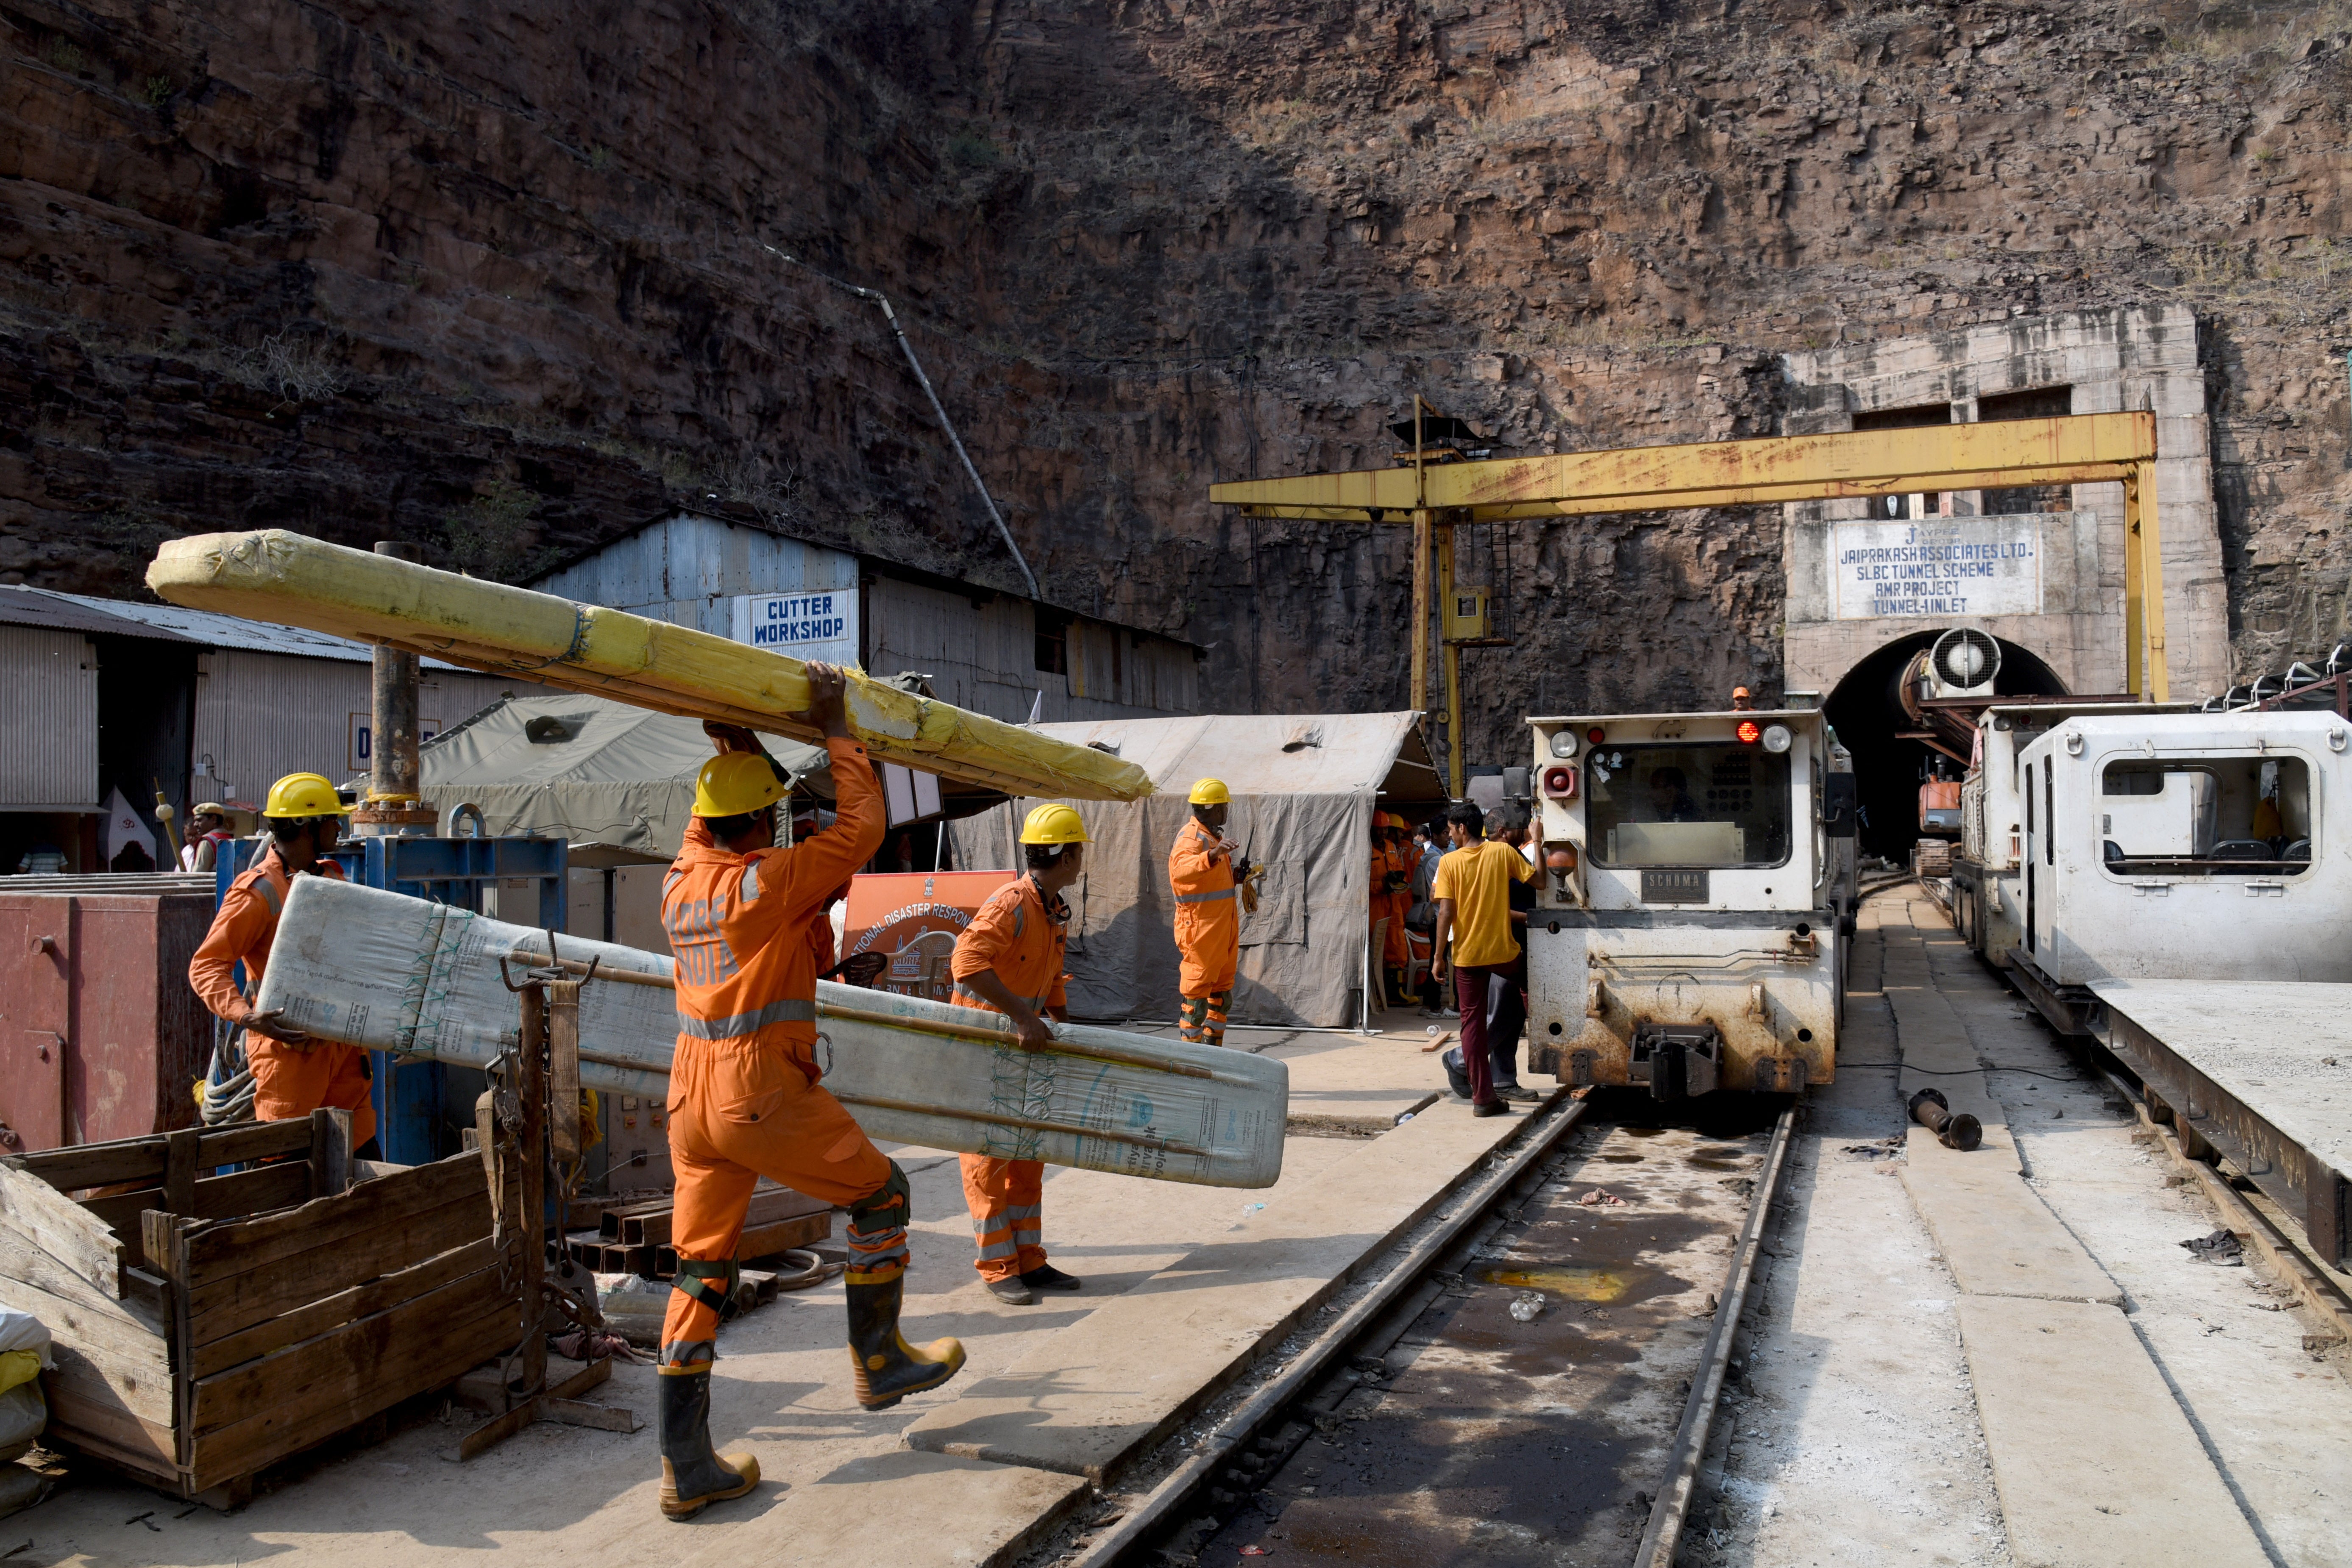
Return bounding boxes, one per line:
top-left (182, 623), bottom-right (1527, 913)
top-left (1430, 801), bottom-right (1534, 1117)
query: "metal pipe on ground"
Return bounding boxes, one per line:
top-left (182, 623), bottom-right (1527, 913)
top-left (1909, 1087), bottom-right (1984, 1151)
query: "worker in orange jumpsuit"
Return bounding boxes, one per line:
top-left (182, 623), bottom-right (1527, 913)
top-left (186, 773), bottom-right (377, 1156)
top-left (1169, 778), bottom-right (1244, 1048)
top-left (949, 803), bottom-right (1089, 1305)
top-left (1377, 812), bottom-right (1414, 1003)
top-left (1367, 811), bottom-right (1408, 1007)
top-left (656, 665), bottom-right (964, 1521)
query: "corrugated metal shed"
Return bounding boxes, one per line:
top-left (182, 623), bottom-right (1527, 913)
top-left (0, 625), bottom-right (100, 809)
top-left (868, 576), bottom-right (1197, 725)
top-left (0, 587), bottom-right (577, 855)
top-left (532, 511), bottom-right (1201, 727)
top-left (532, 513), bottom-right (858, 637)
top-left (190, 651), bottom-right (551, 807)
top-left (0, 587), bottom-right (202, 645)
top-left (27, 590), bottom-right (481, 673)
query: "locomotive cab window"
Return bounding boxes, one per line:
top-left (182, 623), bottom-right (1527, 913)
top-left (1586, 743), bottom-right (1794, 868)
top-left (2098, 756), bottom-right (2312, 876)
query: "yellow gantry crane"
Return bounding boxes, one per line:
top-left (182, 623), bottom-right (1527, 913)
top-left (1210, 409), bottom-right (2166, 795)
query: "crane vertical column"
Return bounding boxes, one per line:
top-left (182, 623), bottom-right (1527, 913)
top-left (1437, 522), bottom-right (1465, 798)
top-left (2134, 459), bottom-right (2169, 703)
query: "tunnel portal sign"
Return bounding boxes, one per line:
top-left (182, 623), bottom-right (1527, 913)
top-left (1828, 516), bottom-right (2043, 621)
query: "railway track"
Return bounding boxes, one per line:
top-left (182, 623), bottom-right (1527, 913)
top-left (1041, 1091), bottom-right (1797, 1568)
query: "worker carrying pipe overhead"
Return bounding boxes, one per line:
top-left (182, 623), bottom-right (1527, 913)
top-left (1170, 778), bottom-right (1247, 1049)
top-left (186, 773), bottom-right (377, 1155)
top-left (949, 803), bottom-right (1090, 1305)
top-left (656, 664), bottom-right (965, 1521)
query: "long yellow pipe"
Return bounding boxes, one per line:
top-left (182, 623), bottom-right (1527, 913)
top-left (147, 531), bottom-right (1153, 802)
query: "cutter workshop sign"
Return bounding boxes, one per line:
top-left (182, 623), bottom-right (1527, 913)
top-left (731, 589), bottom-right (861, 665)
top-left (1829, 516), bottom-right (2043, 621)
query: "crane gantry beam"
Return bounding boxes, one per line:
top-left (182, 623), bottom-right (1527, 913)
top-left (1209, 411), bottom-right (2166, 792)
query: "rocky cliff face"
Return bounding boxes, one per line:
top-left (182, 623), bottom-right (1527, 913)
top-left (4, 0), bottom-right (2347, 760)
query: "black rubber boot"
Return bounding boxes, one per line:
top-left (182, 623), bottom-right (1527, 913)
top-left (1021, 1262), bottom-right (1083, 1292)
top-left (846, 1276), bottom-right (966, 1411)
top-left (657, 1367), bottom-right (759, 1520)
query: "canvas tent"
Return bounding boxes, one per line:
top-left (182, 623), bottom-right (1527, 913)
top-left (947, 712), bottom-right (1447, 1029)
top-left (402, 684), bottom-right (1004, 859)
top-left (402, 695), bottom-right (828, 857)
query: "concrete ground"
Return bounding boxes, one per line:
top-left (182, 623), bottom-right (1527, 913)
top-left (1701, 889), bottom-right (2352, 1568)
top-left (4, 1025), bottom-right (1460, 1568)
top-left (15, 934), bottom-right (2350, 1568)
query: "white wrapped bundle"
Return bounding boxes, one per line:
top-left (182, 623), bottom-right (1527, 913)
top-left (257, 878), bottom-right (1286, 1188)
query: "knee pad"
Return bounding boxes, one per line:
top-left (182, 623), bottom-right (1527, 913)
top-left (847, 1159), bottom-right (910, 1237)
top-left (674, 1256), bottom-right (740, 1316)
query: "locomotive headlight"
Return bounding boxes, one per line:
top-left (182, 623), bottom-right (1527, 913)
top-left (1761, 723), bottom-right (1793, 754)
top-left (1548, 729), bottom-right (1578, 759)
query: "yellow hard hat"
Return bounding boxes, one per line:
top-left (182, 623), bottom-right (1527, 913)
top-left (1188, 778), bottom-right (1231, 806)
top-left (693, 752), bottom-right (788, 818)
top-left (263, 773), bottom-right (351, 818)
top-left (1019, 803), bottom-right (1091, 845)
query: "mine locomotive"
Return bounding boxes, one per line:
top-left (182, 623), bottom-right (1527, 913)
top-left (1521, 707), bottom-right (1856, 1099)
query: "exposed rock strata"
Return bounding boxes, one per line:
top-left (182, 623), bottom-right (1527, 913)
top-left (2, 0), bottom-right (2346, 759)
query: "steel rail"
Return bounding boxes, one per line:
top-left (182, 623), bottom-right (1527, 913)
top-left (1634, 1101), bottom-right (1798, 1567)
top-left (1068, 1091), bottom-right (1596, 1568)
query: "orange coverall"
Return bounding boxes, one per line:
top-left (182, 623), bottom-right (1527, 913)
top-left (1372, 840), bottom-right (1412, 970)
top-left (188, 851), bottom-right (376, 1150)
top-left (1169, 819), bottom-right (1239, 1046)
top-left (659, 738), bottom-right (890, 1360)
top-left (947, 875), bottom-right (1069, 1283)
top-left (809, 904), bottom-right (838, 976)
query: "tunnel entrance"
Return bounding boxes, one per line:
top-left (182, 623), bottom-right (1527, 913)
top-left (1824, 631), bottom-right (2066, 864)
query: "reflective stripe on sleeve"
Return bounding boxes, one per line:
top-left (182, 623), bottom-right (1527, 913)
top-left (675, 996), bottom-right (818, 1038)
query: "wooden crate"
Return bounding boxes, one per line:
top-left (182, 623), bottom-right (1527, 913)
top-left (0, 1112), bottom-right (521, 1507)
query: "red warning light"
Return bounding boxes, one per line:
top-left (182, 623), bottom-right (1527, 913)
top-left (1585, 726), bottom-right (1606, 744)
top-left (1736, 719), bottom-right (1763, 745)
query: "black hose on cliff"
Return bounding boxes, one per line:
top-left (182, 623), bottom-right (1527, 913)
top-left (762, 244), bottom-right (1042, 603)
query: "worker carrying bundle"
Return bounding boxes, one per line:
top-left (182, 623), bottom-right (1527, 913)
top-left (654, 664), bottom-right (964, 1521)
top-left (946, 803), bottom-right (1090, 1305)
top-left (186, 773), bottom-right (379, 1155)
top-left (1169, 778), bottom-right (1248, 1048)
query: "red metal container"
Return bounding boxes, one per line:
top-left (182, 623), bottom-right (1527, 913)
top-left (0, 883), bottom-right (214, 1153)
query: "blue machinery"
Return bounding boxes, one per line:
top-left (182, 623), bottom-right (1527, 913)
top-left (217, 834), bottom-right (567, 1165)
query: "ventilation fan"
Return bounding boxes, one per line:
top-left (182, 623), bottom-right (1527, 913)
top-left (1926, 628), bottom-right (2001, 698)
